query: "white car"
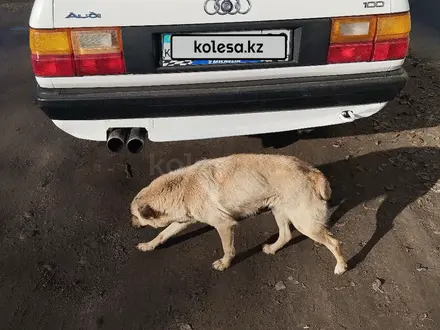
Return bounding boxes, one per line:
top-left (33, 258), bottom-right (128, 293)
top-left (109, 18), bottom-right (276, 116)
top-left (29, 0), bottom-right (411, 153)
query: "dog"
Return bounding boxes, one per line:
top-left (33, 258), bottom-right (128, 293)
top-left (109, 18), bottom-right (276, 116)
top-left (130, 153), bottom-right (348, 275)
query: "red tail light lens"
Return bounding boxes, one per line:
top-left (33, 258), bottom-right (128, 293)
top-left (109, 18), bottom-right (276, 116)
top-left (30, 27), bottom-right (126, 77)
top-left (327, 42), bottom-right (373, 64)
top-left (372, 38), bottom-right (409, 61)
top-left (31, 54), bottom-right (75, 77)
top-left (75, 53), bottom-right (126, 76)
top-left (327, 12), bottom-right (410, 64)
top-left (71, 28), bottom-right (125, 76)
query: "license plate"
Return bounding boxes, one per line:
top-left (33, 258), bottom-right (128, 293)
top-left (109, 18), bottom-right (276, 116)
top-left (160, 29), bottom-right (292, 67)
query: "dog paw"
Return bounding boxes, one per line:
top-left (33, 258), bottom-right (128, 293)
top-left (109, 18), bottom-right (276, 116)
top-left (212, 259), bottom-right (229, 271)
top-left (137, 243), bottom-right (155, 252)
top-left (262, 244), bottom-right (276, 255)
top-left (334, 262), bottom-right (348, 275)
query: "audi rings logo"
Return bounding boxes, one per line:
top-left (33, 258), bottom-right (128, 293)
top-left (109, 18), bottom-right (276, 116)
top-left (204, 0), bottom-right (252, 15)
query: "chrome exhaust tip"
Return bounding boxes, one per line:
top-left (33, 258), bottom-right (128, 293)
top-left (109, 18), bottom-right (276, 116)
top-left (127, 128), bottom-right (146, 154)
top-left (107, 128), bottom-right (128, 153)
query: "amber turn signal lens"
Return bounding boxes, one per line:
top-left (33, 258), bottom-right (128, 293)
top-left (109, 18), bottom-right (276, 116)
top-left (376, 12), bottom-right (411, 41)
top-left (29, 28), bottom-right (72, 55)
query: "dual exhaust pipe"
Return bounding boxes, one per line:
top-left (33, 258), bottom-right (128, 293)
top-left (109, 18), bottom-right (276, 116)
top-left (107, 128), bottom-right (146, 154)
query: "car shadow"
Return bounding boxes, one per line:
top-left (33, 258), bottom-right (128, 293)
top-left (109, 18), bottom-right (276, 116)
top-left (156, 147), bottom-right (439, 271)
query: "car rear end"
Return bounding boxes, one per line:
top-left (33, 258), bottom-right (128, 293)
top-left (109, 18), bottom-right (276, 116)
top-left (29, 0), bottom-right (411, 153)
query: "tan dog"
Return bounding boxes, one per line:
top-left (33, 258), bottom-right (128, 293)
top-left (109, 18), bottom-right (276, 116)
top-left (130, 154), bottom-right (348, 275)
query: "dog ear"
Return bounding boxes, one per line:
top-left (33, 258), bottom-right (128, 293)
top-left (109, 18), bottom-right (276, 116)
top-left (138, 204), bottom-right (160, 219)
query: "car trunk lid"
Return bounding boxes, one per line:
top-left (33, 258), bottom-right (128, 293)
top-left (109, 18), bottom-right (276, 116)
top-left (53, 0), bottom-right (392, 28)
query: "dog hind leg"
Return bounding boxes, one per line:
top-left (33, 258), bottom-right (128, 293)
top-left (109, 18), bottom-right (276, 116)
top-left (293, 219), bottom-right (348, 275)
top-left (262, 208), bottom-right (292, 255)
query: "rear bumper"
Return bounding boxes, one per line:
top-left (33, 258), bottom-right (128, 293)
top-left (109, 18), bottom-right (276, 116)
top-left (52, 102), bottom-right (389, 142)
top-left (36, 68), bottom-right (408, 121)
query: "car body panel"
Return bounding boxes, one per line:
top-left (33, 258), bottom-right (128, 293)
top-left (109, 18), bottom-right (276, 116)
top-left (52, 102), bottom-right (387, 142)
top-left (51, 0), bottom-right (393, 28)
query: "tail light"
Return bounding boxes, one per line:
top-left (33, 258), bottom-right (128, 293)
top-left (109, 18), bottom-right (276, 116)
top-left (327, 12), bottom-right (411, 64)
top-left (29, 27), bottom-right (126, 77)
top-left (30, 29), bottom-right (74, 76)
top-left (71, 28), bottom-right (125, 75)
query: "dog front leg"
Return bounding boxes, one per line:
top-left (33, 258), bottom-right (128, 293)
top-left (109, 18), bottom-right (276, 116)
top-left (212, 221), bottom-right (238, 271)
top-left (137, 222), bottom-right (191, 252)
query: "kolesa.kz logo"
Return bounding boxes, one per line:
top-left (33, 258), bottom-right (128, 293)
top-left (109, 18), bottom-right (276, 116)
top-left (194, 40), bottom-right (263, 54)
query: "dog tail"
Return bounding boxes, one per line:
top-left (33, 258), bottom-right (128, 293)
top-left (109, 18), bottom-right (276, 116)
top-left (324, 197), bottom-right (347, 227)
top-left (327, 198), bottom-right (346, 217)
top-left (308, 170), bottom-right (332, 201)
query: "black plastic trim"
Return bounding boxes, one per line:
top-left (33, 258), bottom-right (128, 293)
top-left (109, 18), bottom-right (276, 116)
top-left (121, 18), bottom-right (331, 74)
top-left (121, 28), bottom-right (156, 74)
top-left (36, 68), bottom-right (408, 121)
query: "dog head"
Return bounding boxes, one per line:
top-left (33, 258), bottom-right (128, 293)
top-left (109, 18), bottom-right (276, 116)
top-left (130, 174), bottom-right (186, 229)
top-left (130, 200), bottom-right (172, 229)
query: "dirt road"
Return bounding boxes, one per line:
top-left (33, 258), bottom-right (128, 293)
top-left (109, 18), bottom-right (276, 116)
top-left (0, 2), bottom-right (439, 329)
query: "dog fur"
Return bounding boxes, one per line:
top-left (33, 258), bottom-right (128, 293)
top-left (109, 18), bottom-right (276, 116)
top-left (130, 153), bottom-right (348, 275)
